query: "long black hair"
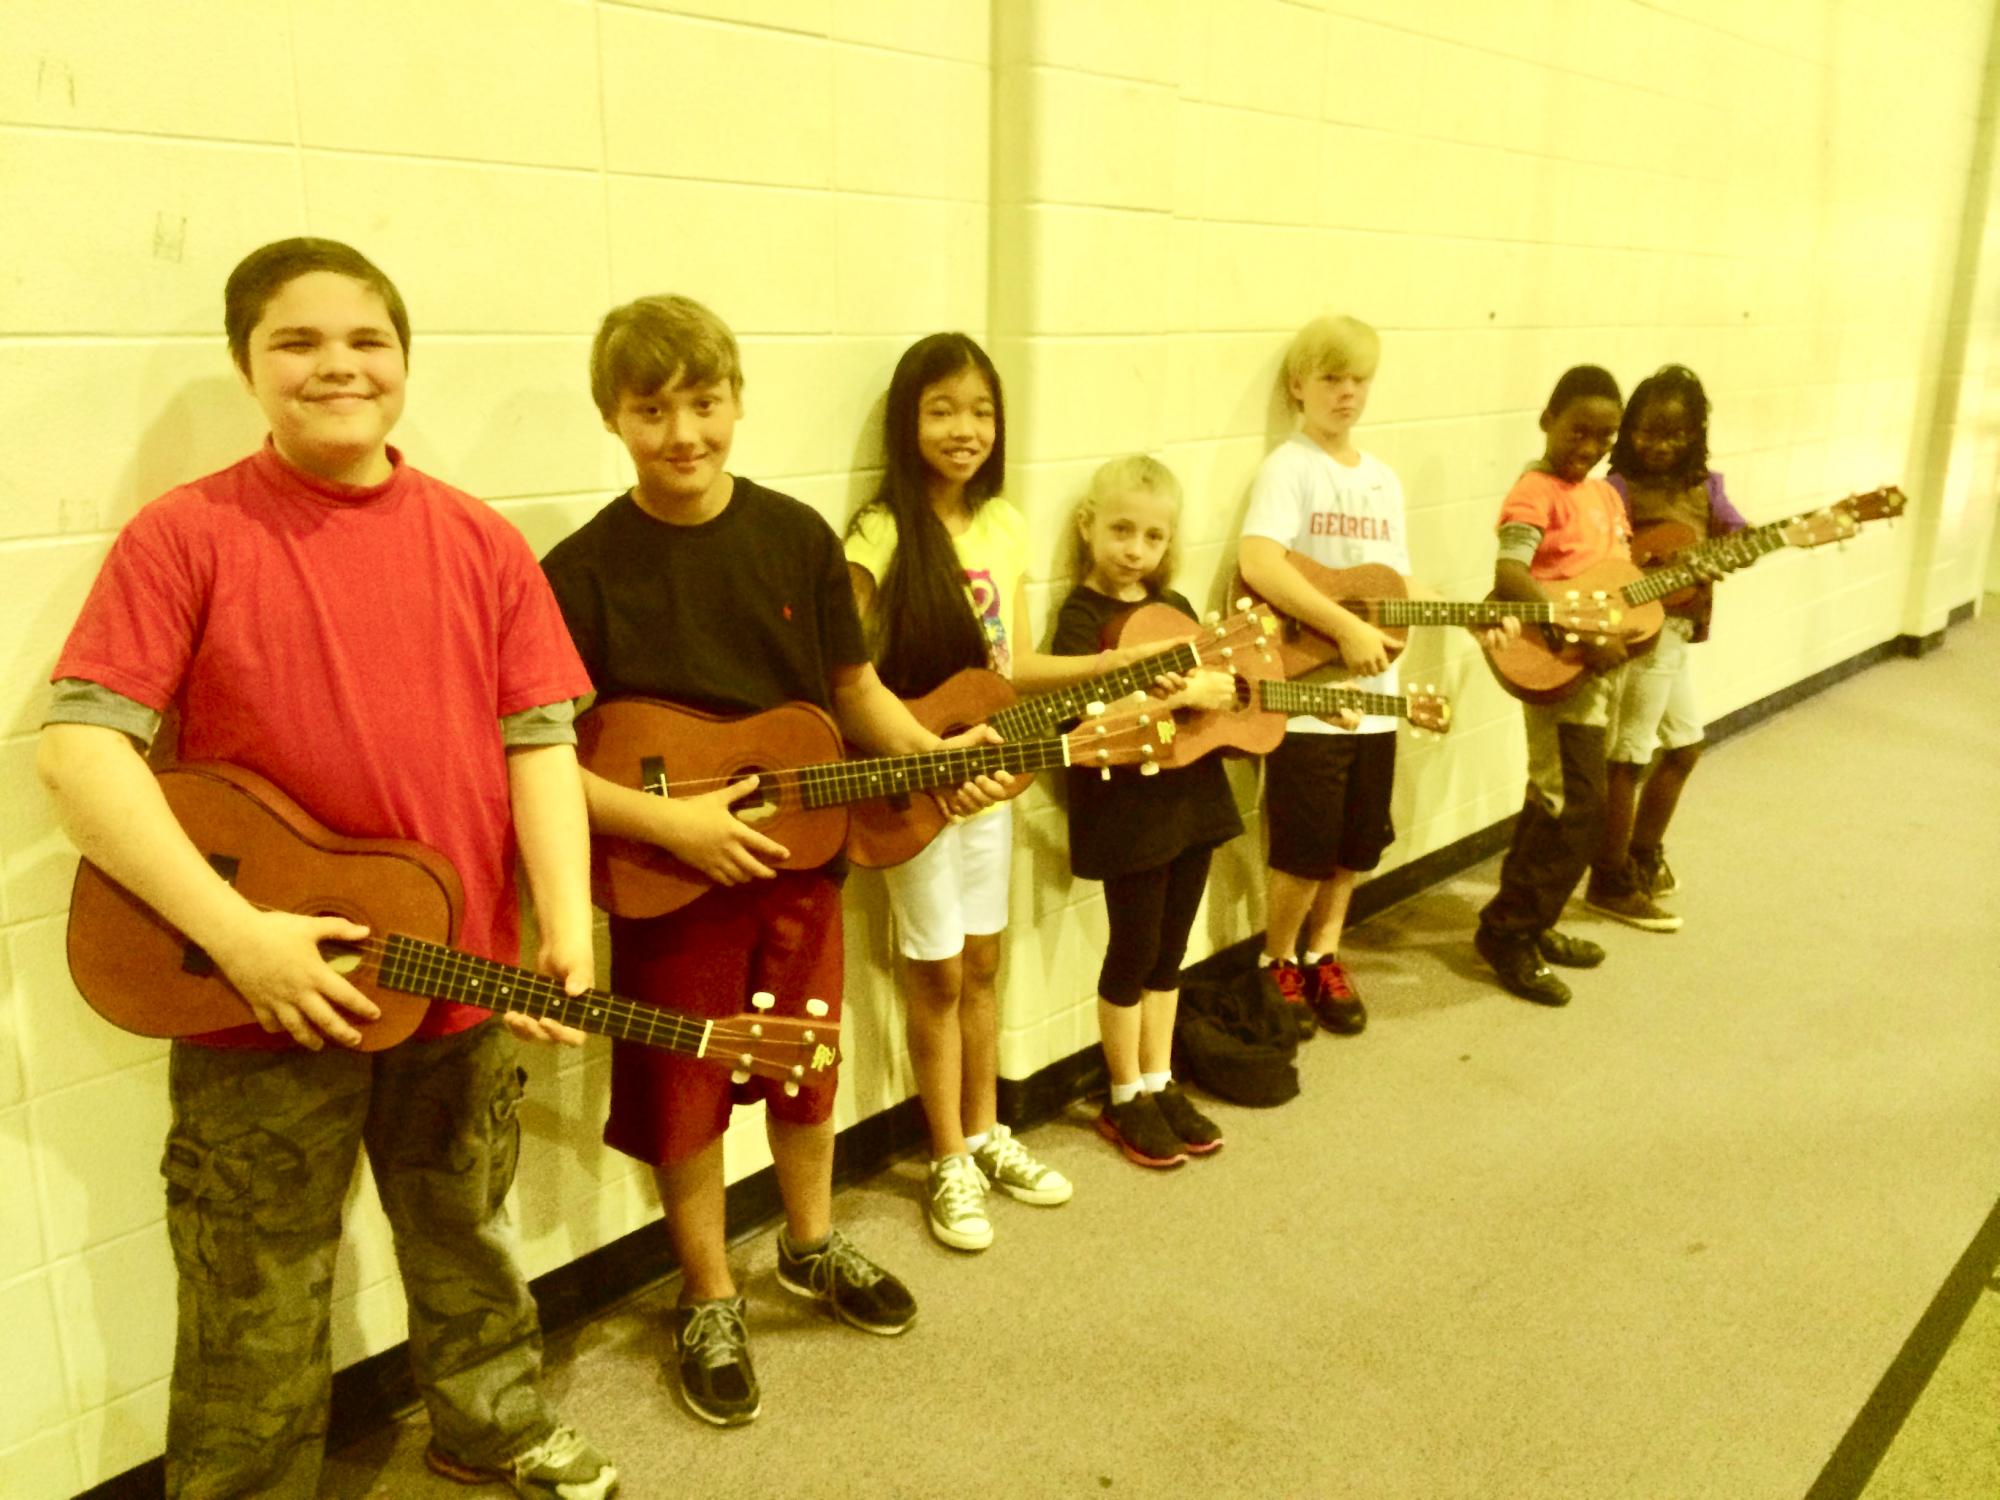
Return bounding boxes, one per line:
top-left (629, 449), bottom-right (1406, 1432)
top-left (1609, 363), bottom-right (1711, 487)
top-left (847, 333), bottom-right (1007, 697)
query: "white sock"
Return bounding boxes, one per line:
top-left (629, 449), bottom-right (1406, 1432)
top-left (964, 1130), bottom-right (990, 1154)
top-left (1109, 1079), bottom-right (1144, 1106)
top-left (1302, 950), bottom-right (1328, 966)
top-left (1141, 1071), bottom-right (1172, 1094)
top-left (1258, 952), bottom-right (1292, 968)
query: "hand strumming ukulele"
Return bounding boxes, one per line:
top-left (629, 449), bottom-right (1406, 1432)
top-left (577, 696), bottom-right (1174, 912)
top-left (1236, 551), bottom-right (1621, 680)
top-left (1483, 486), bottom-right (1908, 704)
top-left (66, 762), bottom-right (835, 1090)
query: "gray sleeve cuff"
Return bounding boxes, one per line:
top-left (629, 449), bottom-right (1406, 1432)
top-left (44, 678), bottom-right (163, 747)
top-left (1496, 523), bottom-right (1544, 569)
top-left (501, 699), bottom-right (579, 748)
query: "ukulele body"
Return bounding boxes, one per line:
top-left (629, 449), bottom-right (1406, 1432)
top-left (578, 697), bottom-right (850, 918)
top-left (66, 763), bottom-right (454, 1049)
top-left (1482, 558), bottom-right (1662, 705)
top-left (1101, 602), bottom-right (1285, 767)
top-left (847, 668), bottom-right (1022, 869)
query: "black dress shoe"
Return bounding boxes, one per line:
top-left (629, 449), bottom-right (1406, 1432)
top-left (1535, 929), bottom-right (1605, 968)
top-left (1474, 927), bottom-right (1572, 1007)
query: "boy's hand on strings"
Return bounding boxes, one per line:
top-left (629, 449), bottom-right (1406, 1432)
top-left (1473, 615), bottom-right (1522, 653)
top-left (508, 928), bottom-right (594, 1047)
top-left (1328, 613), bottom-right (1393, 677)
top-left (658, 774), bottom-right (788, 885)
top-left (933, 723), bottom-right (1010, 817)
top-left (209, 909), bottom-right (380, 1050)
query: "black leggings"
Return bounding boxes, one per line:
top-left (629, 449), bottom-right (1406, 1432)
top-left (1098, 843), bottom-right (1217, 1005)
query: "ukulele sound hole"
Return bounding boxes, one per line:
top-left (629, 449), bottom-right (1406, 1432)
top-left (319, 941), bottom-right (364, 977)
top-left (736, 769), bottom-right (779, 826)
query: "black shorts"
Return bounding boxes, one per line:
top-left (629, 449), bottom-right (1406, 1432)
top-left (1264, 731), bottom-right (1397, 879)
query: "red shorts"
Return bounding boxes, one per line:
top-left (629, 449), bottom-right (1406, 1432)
top-left (605, 872), bottom-right (844, 1166)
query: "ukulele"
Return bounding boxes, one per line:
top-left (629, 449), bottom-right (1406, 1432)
top-left (847, 601), bottom-right (1281, 866)
top-left (1237, 552), bottom-right (1621, 678)
top-left (1484, 487), bottom-right (1908, 704)
top-left (66, 762), bottom-right (836, 1090)
top-left (578, 696), bottom-right (1171, 915)
top-left (1139, 677), bottom-right (1454, 768)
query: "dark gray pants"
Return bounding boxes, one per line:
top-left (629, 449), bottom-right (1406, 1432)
top-left (161, 1023), bottom-right (551, 1498)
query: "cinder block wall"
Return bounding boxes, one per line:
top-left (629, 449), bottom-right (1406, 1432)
top-left (3, 2), bottom-right (1995, 1493)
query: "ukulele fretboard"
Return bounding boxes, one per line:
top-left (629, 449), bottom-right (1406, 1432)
top-left (1258, 680), bottom-right (1410, 720)
top-left (793, 735), bottom-right (1090, 810)
top-left (379, 934), bottom-right (709, 1054)
top-left (988, 641), bottom-right (1201, 740)
top-left (1624, 523), bottom-right (1788, 605)
top-left (1349, 598), bottom-right (1556, 626)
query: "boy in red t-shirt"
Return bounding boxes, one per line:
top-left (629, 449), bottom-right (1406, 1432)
top-left (37, 239), bottom-right (617, 1499)
top-left (542, 295), bottom-right (1002, 1429)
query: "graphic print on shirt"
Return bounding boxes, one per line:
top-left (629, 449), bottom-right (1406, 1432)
top-left (965, 567), bottom-right (1009, 674)
top-left (1309, 475), bottom-right (1399, 566)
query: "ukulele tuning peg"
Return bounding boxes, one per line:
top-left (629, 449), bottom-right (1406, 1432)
top-left (1205, 610), bottom-right (1221, 624)
top-left (1100, 768), bottom-right (1112, 781)
top-left (1563, 632), bottom-right (1579, 644)
top-left (802, 1029), bottom-right (817, 1044)
top-left (1085, 700), bottom-right (1106, 717)
top-left (1140, 762), bottom-right (1161, 777)
top-left (751, 991), bottom-right (775, 1012)
top-left (1235, 596), bottom-right (1252, 611)
top-left (783, 1082), bottom-right (800, 1098)
top-left (731, 1069), bottom-right (751, 1085)
top-left (805, 997), bottom-right (828, 1018)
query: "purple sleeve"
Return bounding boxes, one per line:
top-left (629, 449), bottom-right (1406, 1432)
top-left (1707, 471), bottom-right (1750, 534)
top-left (1606, 471), bottom-right (1634, 527)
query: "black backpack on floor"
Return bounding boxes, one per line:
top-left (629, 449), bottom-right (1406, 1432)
top-left (1174, 965), bottom-right (1300, 1107)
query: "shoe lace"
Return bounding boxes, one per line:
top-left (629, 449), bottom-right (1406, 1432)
top-left (679, 1301), bottom-right (748, 1369)
top-left (812, 1228), bottom-right (885, 1291)
top-left (508, 1424), bottom-right (589, 1479)
top-left (1314, 958), bottom-right (1355, 1001)
top-left (1268, 961), bottom-right (1306, 1002)
top-left (980, 1127), bottom-right (1038, 1181)
top-left (932, 1157), bottom-right (986, 1220)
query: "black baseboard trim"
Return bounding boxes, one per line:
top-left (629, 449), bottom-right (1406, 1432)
top-left (76, 612), bottom-right (1976, 1500)
top-left (1802, 1191), bottom-right (2000, 1500)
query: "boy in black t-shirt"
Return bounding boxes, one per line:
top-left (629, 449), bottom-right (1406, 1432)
top-left (542, 295), bottom-right (1003, 1427)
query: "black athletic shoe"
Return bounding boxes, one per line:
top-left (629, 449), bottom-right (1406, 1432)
top-left (1535, 929), bottom-right (1605, 968)
top-left (1474, 926), bottom-right (1572, 1007)
top-left (1632, 845), bottom-right (1678, 897)
top-left (1148, 1082), bottom-right (1223, 1154)
top-left (669, 1296), bottom-right (759, 1426)
top-left (1096, 1094), bottom-right (1190, 1168)
top-left (776, 1229), bottom-right (915, 1336)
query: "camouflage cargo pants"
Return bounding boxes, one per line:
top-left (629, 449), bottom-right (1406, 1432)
top-left (161, 1022), bottom-right (552, 1499)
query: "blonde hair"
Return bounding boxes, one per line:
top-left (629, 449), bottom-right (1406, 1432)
top-left (1071, 454), bottom-right (1183, 592)
top-left (589, 294), bottom-right (742, 419)
top-left (1282, 314), bottom-right (1380, 408)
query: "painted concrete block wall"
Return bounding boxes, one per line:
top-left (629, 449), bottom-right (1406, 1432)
top-left (2, 1), bottom-right (1994, 1493)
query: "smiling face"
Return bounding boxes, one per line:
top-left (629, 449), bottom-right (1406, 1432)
top-left (240, 271), bottom-right (406, 486)
top-left (1079, 485), bottom-right (1176, 601)
top-left (1541, 394), bottom-right (1623, 483)
top-left (1629, 396), bottom-right (1696, 479)
top-left (915, 364), bottom-right (997, 504)
top-left (607, 376), bottom-right (740, 520)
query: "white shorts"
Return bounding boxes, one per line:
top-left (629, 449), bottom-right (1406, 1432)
top-left (1609, 615), bottom-right (1703, 763)
top-left (881, 806), bottom-right (1014, 961)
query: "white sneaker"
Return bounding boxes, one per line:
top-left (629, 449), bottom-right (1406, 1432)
top-left (971, 1123), bottom-right (1073, 1206)
top-left (926, 1153), bottom-right (993, 1251)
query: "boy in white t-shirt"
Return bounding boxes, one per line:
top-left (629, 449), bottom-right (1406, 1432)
top-left (1238, 315), bottom-right (1407, 1038)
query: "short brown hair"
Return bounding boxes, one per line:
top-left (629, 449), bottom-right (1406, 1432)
top-left (224, 238), bottom-right (409, 375)
top-left (1071, 453), bottom-right (1183, 592)
top-left (589, 295), bottom-right (742, 418)
top-left (1282, 314), bottom-right (1380, 407)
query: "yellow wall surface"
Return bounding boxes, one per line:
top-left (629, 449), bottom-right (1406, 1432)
top-left (3, 1), bottom-right (1996, 1493)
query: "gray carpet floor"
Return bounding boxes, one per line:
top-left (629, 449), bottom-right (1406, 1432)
top-left (322, 604), bottom-right (2000, 1500)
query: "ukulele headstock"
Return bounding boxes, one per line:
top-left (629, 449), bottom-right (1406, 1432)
top-left (1778, 506), bottom-right (1859, 549)
top-left (1843, 486), bottom-right (1908, 524)
top-left (709, 992), bottom-right (839, 1094)
top-left (1063, 698), bottom-right (1181, 780)
top-left (1549, 590), bottom-right (1624, 643)
top-left (1189, 599), bottom-right (1282, 674)
top-left (1404, 686), bottom-right (1452, 735)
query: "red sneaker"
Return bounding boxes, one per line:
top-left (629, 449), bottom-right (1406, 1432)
top-left (1259, 959), bottom-right (1316, 1040)
top-left (1307, 956), bottom-right (1367, 1035)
